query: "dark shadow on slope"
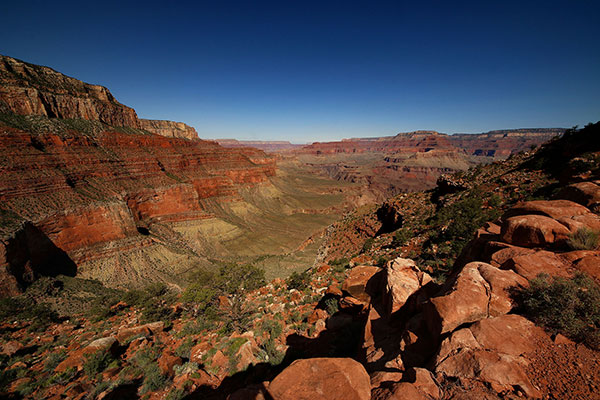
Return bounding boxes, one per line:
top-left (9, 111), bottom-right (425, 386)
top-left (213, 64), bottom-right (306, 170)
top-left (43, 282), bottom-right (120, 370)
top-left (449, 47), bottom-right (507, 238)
top-left (4, 222), bottom-right (77, 291)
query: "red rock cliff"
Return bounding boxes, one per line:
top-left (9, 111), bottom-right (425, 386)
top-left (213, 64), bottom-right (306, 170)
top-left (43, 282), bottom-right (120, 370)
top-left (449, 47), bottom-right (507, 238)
top-left (0, 55), bottom-right (140, 128)
top-left (139, 119), bottom-right (199, 140)
top-left (0, 55), bottom-right (277, 296)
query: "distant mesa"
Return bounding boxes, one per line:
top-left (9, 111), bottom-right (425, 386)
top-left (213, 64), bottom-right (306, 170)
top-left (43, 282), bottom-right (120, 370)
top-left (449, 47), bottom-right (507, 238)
top-left (217, 139), bottom-right (302, 152)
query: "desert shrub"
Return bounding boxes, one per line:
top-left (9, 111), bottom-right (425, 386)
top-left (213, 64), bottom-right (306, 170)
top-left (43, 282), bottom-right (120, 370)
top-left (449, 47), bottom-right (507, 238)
top-left (50, 367), bottom-right (77, 385)
top-left (218, 297), bottom-right (256, 335)
top-left (259, 319), bottom-right (283, 339)
top-left (122, 283), bottom-right (176, 324)
top-left (420, 194), bottom-right (501, 279)
top-left (83, 350), bottom-right (115, 377)
top-left (133, 347), bottom-right (168, 394)
top-left (391, 228), bottom-right (411, 247)
top-left (286, 270), bottom-right (311, 291)
top-left (174, 338), bottom-right (195, 360)
top-left (324, 297), bottom-right (339, 315)
top-left (567, 228), bottom-right (599, 250)
top-left (166, 387), bottom-right (188, 400)
top-left (183, 264), bottom-right (265, 312)
top-left (515, 273), bottom-right (600, 349)
top-left (257, 338), bottom-right (285, 366)
top-left (361, 238), bottom-right (374, 253)
top-left (44, 350), bottom-right (67, 372)
top-left (141, 363), bottom-right (168, 394)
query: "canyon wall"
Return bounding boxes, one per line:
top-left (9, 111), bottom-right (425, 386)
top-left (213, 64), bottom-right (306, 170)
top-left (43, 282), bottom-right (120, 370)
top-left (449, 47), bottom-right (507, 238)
top-left (0, 55), bottom-right (140, 128)
top-left (299, 129), bottom-right (562, 157)
top-left (0, 54), bottom-right (279, 296)
top-left (139, 119), bottom-right (199, 140)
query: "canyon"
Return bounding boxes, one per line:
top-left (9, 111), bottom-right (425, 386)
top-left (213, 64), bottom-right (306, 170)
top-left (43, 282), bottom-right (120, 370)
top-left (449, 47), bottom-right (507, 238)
top-left (0, 55), bottom-right (356, 297)
top-left (0, 53), bottom-right (599, 400)
top-left (0, 54), bottom-right (566, 296)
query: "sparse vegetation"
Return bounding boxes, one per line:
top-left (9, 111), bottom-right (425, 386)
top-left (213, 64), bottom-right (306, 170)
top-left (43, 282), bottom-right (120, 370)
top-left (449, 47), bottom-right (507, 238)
top-left (567, 228), bottom-right (599, 250)
top-left (515, 273), bottom-right (600, 349)
top-left (286, 270), bottom-right (311, 291)
top-left (83, 350), bottom-right (116, 377)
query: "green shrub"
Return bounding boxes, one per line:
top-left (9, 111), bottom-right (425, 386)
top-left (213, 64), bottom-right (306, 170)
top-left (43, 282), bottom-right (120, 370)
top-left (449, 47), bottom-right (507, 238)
top-left (259, 319), bottom-right (283, 339)
top-left (50, 367), bottom-right (77, 385)
top-left (83, 350), bottom-right (115, 377)
top-left (361, 238), bottom-right (375, 253)
top-left (0, 297), bottom-right (60, 332)
top-left (182, 264), bottom-right (265, 312)
top-left (258, 338), bottom-right (285, 366)
top-left (324, 297), bottom-right (339, 315)
top-left (391, 228), bottom-right (411, 247)
top-left (286, 271), bottom-right (311, 291)
top-left (44, 350), bottom-right (67, 372)
top-left (140, 363), bottom-right (168, 394)
top-left (174, 338), bottom-right (195, 360)
top-left (567, 228), bottom-right (599, 250)
top-left (515, 273), bottom-right (600, 349)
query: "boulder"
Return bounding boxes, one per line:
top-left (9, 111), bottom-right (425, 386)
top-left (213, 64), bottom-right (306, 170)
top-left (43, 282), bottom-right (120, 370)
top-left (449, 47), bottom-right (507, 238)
top-left (435, 315), bottom-right (544, 398)
top-left (426, 264), bottom-right (490, 335)
top-left (116, 321), bottom-right (164, 342)
top-left (556, 182), bottom-right (600, 210)
top-left (158, 351), bottom-right (182, 377)
top-left (475, 262), bottom-right (528, 316)
top-left (342, 266), bottom-right (382, 303)
top-left (268, 358), bottom-right (371, 400)
top-left (574, 254), bottom-right (600, 282)
top-left (56, 336), bottom-right (119, 372)
top-left (501, 215), bottom-right (571, 248)
top-left (501, 250), bottom-right (570, 280)
top-left (384, 258), bottom-right (433, 315)
top-left (503, 200), bottom-right (590, 220)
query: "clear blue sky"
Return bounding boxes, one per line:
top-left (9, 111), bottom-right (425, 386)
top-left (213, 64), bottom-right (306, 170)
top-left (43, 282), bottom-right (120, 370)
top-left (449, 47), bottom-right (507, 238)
top-left (1, 1), bottom-right (599, 142)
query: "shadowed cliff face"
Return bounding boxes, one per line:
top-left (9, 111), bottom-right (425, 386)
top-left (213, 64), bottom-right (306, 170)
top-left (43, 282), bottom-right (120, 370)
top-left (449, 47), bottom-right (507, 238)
top-left (1, 223), bottom-right (77, 295)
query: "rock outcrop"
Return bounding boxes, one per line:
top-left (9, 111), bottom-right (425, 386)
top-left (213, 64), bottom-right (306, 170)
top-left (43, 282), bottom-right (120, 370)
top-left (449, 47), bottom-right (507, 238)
top-left (267, 358), bottom-right (371, 400)
top-left (139, 119), bottom-right (198, 140)
top-left (0, 55), bottom-right (140, 128)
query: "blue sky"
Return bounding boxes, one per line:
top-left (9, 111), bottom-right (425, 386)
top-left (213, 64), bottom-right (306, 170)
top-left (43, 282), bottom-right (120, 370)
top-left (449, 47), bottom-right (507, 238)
top-left (1, 1), bottom-right (599, 142)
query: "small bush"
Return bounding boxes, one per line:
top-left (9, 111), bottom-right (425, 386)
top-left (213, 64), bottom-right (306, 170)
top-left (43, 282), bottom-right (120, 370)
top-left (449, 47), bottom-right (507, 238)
top-left (515, 273), bottom-right (600, 349)
top-left (361, 238), bottom-right (375, 253)
top-left (286, 271), bottom-right (311, 291)
top-left (391, 228), bottom-right (411, 247)
top-left (83, 350), bottom-right (115, 377)
top-left (567, 228), bottom-right (599, 250)
top-left (174, 338), bottom-right (195, 360)
top-left (324, 297), bottom-right (339, 315)
top-left (44, 350), bottom-right (67, 372)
